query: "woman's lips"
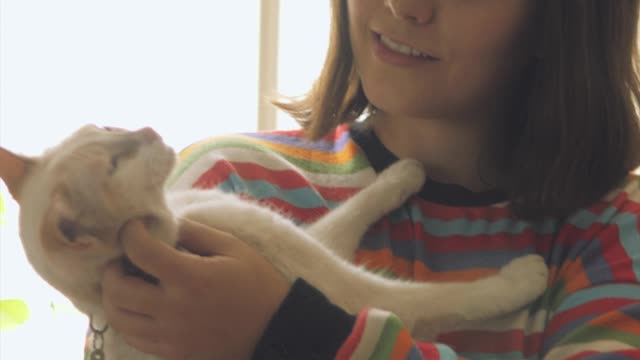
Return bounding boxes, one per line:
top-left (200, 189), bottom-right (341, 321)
top-left (372, 32), bottom-right (440, 66)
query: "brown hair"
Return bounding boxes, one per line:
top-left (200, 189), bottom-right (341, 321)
top-left (274, 0), bottom-right (640, 219)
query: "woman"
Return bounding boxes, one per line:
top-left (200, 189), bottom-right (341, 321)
top-left (97, 0), bottom-right (640, 359)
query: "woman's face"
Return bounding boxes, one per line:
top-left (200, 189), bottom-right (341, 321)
top-left (347, 0), bottom-right (537, 120)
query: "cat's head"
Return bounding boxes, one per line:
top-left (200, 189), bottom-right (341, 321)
top-left (0, 125), bottom-right (177, 314)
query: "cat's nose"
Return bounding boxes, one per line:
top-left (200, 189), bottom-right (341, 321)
top-left (136, 127), bottom-right (161, 143)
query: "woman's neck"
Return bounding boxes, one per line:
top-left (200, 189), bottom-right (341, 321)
top-left (370, 111), bottom-right (501, 192)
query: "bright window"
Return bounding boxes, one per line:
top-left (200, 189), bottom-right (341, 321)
top-left (277, 0), bottom-right (330, 129)
top-left (0, 1), bottom-right (330, 358)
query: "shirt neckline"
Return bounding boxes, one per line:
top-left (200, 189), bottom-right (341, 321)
top-left (349, 121), bottom-right (508, 207)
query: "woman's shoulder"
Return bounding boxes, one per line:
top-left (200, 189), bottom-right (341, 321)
top-left (593, 172), bottom-right (640, 215)
top-left (177, 125), bottom-right (363, 167)
top-left (562, 172), bottom-right (640, 230)
top-left (166, 124), bottom-right (375, 195)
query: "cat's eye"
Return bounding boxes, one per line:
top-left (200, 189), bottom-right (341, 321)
top-left (57, 218), bottom-right (78, 242)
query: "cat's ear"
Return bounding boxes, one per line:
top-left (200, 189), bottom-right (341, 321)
top-left (43, 188), bottom-right (100, 251)
top-left (0, 146), bottom-right (33, 201)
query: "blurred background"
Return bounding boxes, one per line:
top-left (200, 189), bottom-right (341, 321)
top-left (0, 1), bottom-right (330, 358)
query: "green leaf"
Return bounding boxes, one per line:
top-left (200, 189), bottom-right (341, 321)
top-left (0, 299), bottom-right (30, 331)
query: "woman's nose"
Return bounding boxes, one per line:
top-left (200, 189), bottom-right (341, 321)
top-left (384, 0), bottom-right (435, 25)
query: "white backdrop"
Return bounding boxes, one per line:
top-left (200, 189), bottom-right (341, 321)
top-left (0, 1), bottom-right (329, 358)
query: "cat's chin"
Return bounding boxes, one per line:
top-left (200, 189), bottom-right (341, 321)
top-left (60, 277), bottom-right (105, 317)
top-left (72, 298), bottom-right (102, 318)
top-left (142, 140), bottom-right (177, 186)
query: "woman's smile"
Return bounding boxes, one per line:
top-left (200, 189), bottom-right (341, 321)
top-left (372, 31), bottom-right (440, 66)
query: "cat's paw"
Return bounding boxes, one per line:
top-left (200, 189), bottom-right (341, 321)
top-left (499, 254), bottom-right (549, 303)
top-left (379, 159), bottom-right (426, 194)
top-left (455, 254), bottom-right (548, 322)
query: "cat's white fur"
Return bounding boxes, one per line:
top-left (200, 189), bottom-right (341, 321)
top-left (0, 125), bottom-right (548, 360)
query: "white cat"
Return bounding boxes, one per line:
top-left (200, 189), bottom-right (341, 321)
top-left (0, 125), bottom-right (548, 360)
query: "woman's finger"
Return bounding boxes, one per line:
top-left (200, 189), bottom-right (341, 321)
top-left (124, 334), bottom-right (194, 360)
top-left (119, 334), bottom-right (172, 358)
top-left (103, 293), bottom-right (158, 339)
top-left (177, 218), bottom-right (240, 256)
top-left (102, 260), bottom-right (163, 316)
top-left (119, 219), bottom-right (188, 282)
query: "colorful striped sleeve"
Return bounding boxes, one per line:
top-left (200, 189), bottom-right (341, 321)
top-left (336, 309), bottom-right (464, 360)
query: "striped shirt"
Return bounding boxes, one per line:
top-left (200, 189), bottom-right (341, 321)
top-left (167, 122), bottom-right (640, 360)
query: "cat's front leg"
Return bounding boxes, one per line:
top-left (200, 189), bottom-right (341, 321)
top-left (306, 159), bottom-right (425, 261)
top-left (491, 254), bottom-right (549, 314)
top-left (411, 254), bottom-right (549, 339)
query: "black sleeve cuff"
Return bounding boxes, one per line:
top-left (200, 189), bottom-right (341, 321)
top-left (252, 278), bottom-right (356, 360)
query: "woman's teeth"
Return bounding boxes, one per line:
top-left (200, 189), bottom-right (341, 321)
top-left (380, 35), bottom-right (437, 60)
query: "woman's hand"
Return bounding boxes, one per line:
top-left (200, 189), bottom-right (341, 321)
top-left (102, 218), bottom-right (291, 360)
